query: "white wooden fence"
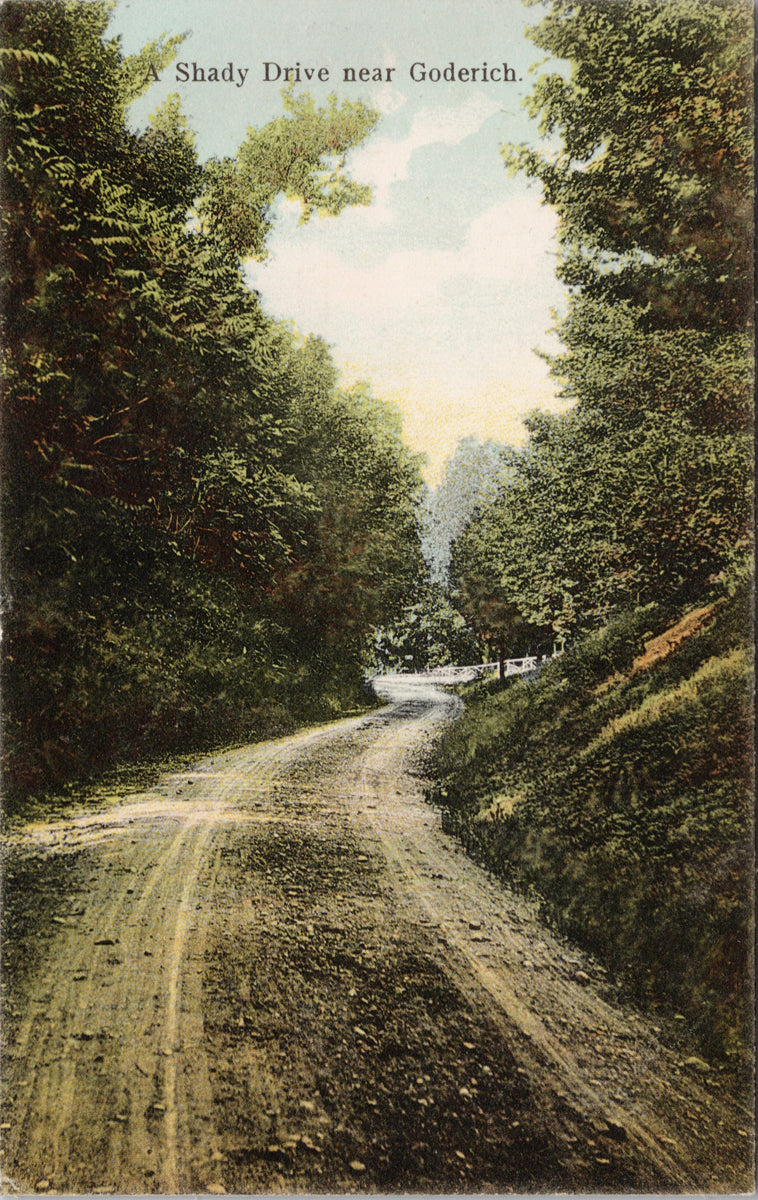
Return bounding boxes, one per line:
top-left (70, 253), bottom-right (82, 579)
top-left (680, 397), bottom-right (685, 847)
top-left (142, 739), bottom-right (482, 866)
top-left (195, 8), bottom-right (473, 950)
top-left (370, 643), bottom-right (565, 686)
top-left (418, 657), bottom-right (540, 684)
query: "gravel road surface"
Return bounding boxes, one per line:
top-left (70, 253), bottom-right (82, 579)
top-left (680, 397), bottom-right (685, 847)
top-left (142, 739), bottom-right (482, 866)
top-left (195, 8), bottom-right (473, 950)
top-left (1, 676), bottom-right (753, 1194)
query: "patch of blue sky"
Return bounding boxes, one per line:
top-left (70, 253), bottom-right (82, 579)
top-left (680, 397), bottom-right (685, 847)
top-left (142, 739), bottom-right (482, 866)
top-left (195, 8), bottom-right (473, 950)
top-left (107, 0), bottom-right (571, 481)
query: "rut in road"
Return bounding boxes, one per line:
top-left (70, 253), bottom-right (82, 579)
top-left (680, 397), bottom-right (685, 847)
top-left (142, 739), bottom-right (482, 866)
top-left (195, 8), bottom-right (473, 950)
top-left (3, 723), bottom-right (367, 1194)
top-left (1, 677), bottom-right (754, 1194)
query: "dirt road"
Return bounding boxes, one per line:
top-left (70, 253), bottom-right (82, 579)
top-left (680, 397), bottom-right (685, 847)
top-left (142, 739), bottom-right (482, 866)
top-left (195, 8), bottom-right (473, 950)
top-left (1, 677), bottom-right (753, 1194)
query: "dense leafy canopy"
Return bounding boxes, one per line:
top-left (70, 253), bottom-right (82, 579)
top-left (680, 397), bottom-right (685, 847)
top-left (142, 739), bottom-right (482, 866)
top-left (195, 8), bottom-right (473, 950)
top-left (504, 0), bottom-right (753, 330)
top-left (0, 1), bottom-right (422, 797)
top-left (453, 0), bottom-right (753, 645)
top-left (196, 88), bottom-right (376, 259)
top-left (454, 404), bottom-right (751, 638)
top-left (436, 0), bottom-right (754, 1059)
top-left (372, 582), bottom-right (482, 673)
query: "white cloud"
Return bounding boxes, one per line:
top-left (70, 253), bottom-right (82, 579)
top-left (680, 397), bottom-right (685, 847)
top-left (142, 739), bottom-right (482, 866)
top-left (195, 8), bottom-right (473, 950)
top-left (347, 92), bottom-right (502, 222)
top-left (245, 192), bottom-right (566, 482)
top-left (464, 198), bottom-right (559, 280)
top-left (247, 195), bottom-right (559, 325)
top-left (366, 47), bottom-right (407, 118)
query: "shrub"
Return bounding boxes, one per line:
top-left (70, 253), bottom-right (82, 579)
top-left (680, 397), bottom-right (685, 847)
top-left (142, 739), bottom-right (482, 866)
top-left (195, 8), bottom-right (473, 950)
top-left (428, 588), bottom-right (754, 1060)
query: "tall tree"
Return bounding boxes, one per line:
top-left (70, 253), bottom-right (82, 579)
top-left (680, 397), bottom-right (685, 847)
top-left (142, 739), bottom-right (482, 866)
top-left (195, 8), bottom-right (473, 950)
top-left (0, 2), bottom-right (418, 796)
top-left (420, 436), bottom-right (515, 584)
top-left (270, 337), bottom-right (426, 692)
top-left (504, 0), bottom-right (753, 334)
top-left (453, 0), bottom-right (754, 640)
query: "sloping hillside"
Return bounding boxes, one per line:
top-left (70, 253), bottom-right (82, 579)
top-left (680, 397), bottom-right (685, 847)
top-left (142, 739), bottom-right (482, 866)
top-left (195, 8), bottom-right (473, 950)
top-left (427, 583), bottom-right (754, 1064)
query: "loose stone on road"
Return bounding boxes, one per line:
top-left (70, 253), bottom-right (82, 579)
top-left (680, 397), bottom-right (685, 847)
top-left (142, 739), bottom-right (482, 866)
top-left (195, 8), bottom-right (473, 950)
top-left (1, 676), bottom-right (753, 1193)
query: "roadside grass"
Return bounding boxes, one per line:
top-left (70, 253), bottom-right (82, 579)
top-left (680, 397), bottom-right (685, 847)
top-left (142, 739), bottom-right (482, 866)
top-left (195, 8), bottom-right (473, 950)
top-left (427, 580), bottom-right (754, 1063)
top-left (1, 685), bottom-right (383, 831)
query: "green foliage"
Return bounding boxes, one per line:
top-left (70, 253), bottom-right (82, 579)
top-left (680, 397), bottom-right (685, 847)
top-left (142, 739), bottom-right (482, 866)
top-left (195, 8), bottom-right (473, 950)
top-left (261, 336), bottom-right (427, 688)
top-left (505, 0), bottom-right (754, 330)
top-left (195, 87), bottom-right (378, 259)
top-left (371, 582), bottom-right (483, 673)
top-left (452, 0), bottom-right (753, 645)
top-left (452, 405), bottom-right (752, 635)
top-left (0, 2), bottom-right (422, 799)
top-left (545, 298), bottom-right (753, 431)
top-left (444, 8), bottom-right (755, 1063)
top-left (118, 33), bottom-right (187, 104)
top-left (428, 583), bottom-right (754, 1059)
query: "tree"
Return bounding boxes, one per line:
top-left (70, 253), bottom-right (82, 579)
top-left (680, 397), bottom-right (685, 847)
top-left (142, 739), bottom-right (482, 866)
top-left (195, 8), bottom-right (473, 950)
top-left (420, 436), bottom-right (515, 584)
top-left (195, 87), bottom-right (377, 259)
top-left (452, 0), bottom-right (755, 639)
top-left (371, 582), bottom-right (482, 673)
top-left (504, 0), bottom-right (753, 333)
top-left (0, 2), bottom-right (418, 795)
top-left (268, 337), bottom-right (426, 693)
top-left (451, 405), bottom-right (751, 643)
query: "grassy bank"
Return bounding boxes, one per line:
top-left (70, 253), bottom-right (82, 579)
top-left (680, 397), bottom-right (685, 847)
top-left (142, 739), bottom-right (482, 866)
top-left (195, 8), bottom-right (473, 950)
top-left (427, 583), bottom-right (754, 1062)
top-left (1, 678), bottom-right (381, 823)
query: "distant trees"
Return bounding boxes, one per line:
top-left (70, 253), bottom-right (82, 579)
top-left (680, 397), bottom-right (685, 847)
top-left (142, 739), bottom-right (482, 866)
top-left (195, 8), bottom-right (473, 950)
top-left (371, 582), bottom-right (482, 673)
top-left (413, 437), bottom-right (520, 673)
top-left (0, 1), bottom-right (423, 796)
top-left (420, 437), bottom-right (514, 584)
top-left (451, 0), bottom-right (753, 645)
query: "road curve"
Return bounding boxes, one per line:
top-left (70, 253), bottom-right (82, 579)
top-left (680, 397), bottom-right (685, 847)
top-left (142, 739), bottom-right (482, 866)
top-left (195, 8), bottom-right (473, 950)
top-left (1, 677), bottom-right (753, 1194)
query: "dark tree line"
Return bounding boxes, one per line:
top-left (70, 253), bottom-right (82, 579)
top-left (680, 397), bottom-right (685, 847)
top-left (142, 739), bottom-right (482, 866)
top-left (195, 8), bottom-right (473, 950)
top-left (429, 0), bottom-right (754, 1061)
top-left (451, 0), bottom-right (753, 648)
top-left (0, 2), bottom-right (425, 798)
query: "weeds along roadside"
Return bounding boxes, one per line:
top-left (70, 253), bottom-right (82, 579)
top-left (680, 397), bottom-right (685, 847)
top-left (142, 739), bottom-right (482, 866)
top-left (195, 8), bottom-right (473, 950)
top-left (425, 580), bottom-right (755, 1068)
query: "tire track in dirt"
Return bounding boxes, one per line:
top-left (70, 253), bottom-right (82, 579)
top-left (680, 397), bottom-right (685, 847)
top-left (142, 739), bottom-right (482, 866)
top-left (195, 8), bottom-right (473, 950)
top-left (160, 817), bottom-right (215, 1193)
top-left (3, 803), bottom-right (224, 1189)
top-left (352, 676), bottom-right (755, 1193)
top-left (1, 687), bottom-right (753, 1194)
top-left (1, 720), bottom-right (372, 1193)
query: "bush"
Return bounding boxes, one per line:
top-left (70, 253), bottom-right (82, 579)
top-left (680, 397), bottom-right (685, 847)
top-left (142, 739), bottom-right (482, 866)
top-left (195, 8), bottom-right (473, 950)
top-left (427, 586), bottom-right (754, 1061)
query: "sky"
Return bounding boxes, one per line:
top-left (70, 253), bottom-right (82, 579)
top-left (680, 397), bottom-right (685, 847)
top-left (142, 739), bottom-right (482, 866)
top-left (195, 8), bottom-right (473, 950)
top-left (107, 0), bottom-right (569, 482)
